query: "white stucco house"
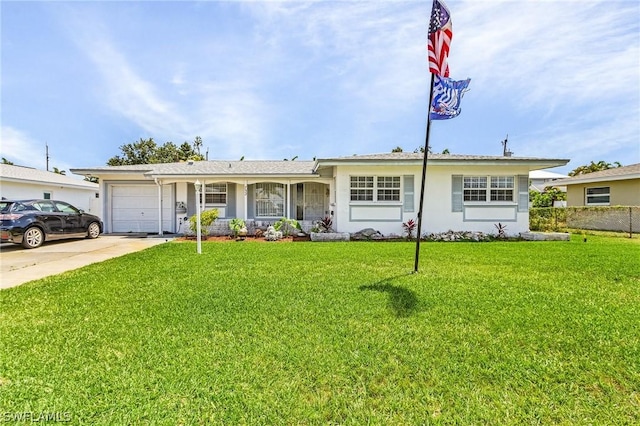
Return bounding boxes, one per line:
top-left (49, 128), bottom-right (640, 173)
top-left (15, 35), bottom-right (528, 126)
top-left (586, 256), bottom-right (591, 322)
top-left (0, 164), bottom-right (99, 213)
top-left (70, 152), bottom-right (569, 237)
top-left (529, 169), bottom-right (568, 192)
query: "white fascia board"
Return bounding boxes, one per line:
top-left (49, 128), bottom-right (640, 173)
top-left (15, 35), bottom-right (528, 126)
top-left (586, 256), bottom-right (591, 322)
top-left (143, 173), bottom-right (321, 179)
top-left (555, 173), bottom-right (640, 186)
top-left (318, 159), bottom-right (569, 169)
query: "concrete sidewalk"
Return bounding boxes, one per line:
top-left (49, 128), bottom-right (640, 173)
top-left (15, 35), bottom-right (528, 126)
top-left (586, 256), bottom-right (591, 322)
top-left (0, 235), bottom-right (172, 290)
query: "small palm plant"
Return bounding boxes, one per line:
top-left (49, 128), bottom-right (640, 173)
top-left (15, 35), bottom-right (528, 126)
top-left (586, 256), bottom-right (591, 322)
top-left (494, 222), bottom-right (507, 239)
top-left (402, 219), bottom-right (417, 240)
top-left (319, 216), bottom-right (333, 232)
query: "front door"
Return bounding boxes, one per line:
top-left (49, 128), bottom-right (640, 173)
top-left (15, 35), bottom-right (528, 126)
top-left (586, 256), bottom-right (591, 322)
top-left (303, 183), bottom-right (326, 221)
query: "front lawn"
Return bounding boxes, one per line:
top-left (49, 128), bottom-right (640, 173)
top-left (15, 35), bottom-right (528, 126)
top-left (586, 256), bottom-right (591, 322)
top-left (1, 236), bottom-right (639, 424)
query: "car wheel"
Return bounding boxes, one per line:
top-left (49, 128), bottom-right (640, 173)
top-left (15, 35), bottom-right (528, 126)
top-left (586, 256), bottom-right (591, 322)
top-left (22, 227), bottom-right (44, 249)
top-left (87, 222), bottom-right (101, 239)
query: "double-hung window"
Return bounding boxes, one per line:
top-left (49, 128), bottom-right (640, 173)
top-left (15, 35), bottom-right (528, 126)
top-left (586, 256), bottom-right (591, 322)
top-left (350, 176), bottom-right (374, 201)
top-left (350, 176), bottom-right (400, 202)
top-left (463, 177), bottom-right (487, 201)
top-left (490, 176), bottom-right (514, 201)
top-left (463, 176), bottom-right (514, 202)
top-left (377, 177), bottom-right (401, 201)
top-left (204, 183), bottom-right (227, 204)
top-left (585, 187), bottom-right (610, 205)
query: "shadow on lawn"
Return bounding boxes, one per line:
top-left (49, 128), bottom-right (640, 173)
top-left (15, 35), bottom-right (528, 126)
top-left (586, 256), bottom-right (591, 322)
top-left (359, 275), bottom-right (419, 318)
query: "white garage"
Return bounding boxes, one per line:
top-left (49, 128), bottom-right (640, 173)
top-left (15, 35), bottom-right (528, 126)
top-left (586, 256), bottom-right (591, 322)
top-left (110, 184), bottom-right (173, 233)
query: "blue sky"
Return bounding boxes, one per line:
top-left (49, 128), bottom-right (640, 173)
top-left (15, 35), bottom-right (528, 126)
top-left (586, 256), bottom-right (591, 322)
top-left (2, 0), bottom-right (639, 176)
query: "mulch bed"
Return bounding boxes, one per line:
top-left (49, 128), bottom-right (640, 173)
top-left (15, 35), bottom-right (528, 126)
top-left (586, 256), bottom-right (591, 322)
top-left (177, 236), bottom-right (298, 243)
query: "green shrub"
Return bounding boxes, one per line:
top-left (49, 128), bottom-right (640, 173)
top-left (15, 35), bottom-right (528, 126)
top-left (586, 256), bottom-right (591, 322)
top-left (229, 218), bottom-right (246, 238)
top-left (530, 207), bottom-right (566, 231)
top-left (274, 217), bottom-right (301, 236)
top-left (189, 209), bottom-right (219, 236)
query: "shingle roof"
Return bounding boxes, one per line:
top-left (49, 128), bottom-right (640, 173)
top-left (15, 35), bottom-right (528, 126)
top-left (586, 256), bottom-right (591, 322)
top-left (553, 163), bottom-right (640, 185)
top-left (71, 160), bottom-right (318, 177)
top-left (70, 153), bottom-right (571, 177)
top-left (316, 152), bottom-right (569, 166)
top-left (0, 164), bottom-right (99, 189)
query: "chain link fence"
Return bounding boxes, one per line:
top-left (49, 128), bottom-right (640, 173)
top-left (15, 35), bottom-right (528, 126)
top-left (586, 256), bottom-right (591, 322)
top-left (530, 206), bottom-right (639, 237)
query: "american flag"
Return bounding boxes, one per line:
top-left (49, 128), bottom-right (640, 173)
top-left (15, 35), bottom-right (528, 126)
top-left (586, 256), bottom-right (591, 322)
top-left (427, 0), bottom-right (452, 77)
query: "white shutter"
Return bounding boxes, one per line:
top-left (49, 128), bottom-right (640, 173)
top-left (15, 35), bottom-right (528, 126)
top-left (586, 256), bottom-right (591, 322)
top-left (452, 175), bottom-right (463, 212)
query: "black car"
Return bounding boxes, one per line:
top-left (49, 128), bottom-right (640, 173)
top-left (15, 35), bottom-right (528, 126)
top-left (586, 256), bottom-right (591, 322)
top-left (0, 199), bottom-right (103, 249)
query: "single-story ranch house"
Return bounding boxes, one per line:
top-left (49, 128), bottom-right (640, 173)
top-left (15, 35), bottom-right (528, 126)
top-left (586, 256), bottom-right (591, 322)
top-left (71, 152), bottom-right (568, 237)
top-left (553, 163), bottom-right (640, 207)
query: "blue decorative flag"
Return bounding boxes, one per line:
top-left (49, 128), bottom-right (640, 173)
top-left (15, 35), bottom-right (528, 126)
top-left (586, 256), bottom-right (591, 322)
top-left (430, 75), bottom-right (471, 120)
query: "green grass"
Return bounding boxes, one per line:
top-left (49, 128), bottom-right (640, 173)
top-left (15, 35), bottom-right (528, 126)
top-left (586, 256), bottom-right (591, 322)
top-left (1, 236), bottom-right (639, 424)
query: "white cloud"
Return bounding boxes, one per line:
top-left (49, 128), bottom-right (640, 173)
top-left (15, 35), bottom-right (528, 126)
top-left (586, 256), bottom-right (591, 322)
top-left (58, 4), bottom-right (272, 158)
top-left (0, 126), bottom-right (81, 175)
top-left (454, 1), bottom-right (639, 109)
top-left (32, 0), bottom-right (637, 165)
top-left (0, 127), bottom-right (45, 169)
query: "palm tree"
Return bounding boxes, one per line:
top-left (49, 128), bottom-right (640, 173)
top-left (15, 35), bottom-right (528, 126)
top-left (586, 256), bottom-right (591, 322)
top-left (569, 160), bottom-right (622, 176)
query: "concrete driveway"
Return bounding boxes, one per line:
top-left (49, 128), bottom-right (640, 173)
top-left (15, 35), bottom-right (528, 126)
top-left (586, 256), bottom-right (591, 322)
top-left (0, 235), bottom-right (172, 290)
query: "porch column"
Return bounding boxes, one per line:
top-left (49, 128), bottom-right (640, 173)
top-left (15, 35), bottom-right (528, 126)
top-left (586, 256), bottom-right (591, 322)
top-left (286, 181), bottom-right (291, 219)
top-left (331, 177), bottom-right (336, 230)
top-left (201, 180), bottom-right (206, 214)
top-left (243, 181), bottom-right (248, 220)
top-left (155, 178), bottom-right (163, 236)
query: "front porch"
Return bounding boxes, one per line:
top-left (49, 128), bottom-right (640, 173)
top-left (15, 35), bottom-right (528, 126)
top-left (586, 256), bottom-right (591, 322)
top-left (180, 180), bottom-right (332, 227)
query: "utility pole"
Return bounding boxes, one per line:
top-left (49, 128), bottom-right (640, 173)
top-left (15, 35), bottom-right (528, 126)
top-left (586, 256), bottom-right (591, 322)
top-left (46, 144), bottom-right (50, 171)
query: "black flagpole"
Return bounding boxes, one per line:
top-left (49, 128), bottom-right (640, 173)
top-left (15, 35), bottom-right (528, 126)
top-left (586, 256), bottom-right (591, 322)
top-left (413, 72), bottom-right (436, 273)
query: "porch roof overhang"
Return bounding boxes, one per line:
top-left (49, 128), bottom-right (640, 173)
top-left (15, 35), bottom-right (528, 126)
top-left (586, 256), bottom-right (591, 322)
top-left (314, 153), bottom-right (569, 172)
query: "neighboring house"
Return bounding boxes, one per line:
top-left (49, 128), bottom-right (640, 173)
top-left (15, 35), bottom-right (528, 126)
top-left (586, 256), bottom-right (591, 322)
top-left (552, 163), bottom-right (640, 207)
top-left (70, 153), bottom-right (568, 236)
top-left (0, 164), bottom-right (99, 213)
top-left (529, 170), bottom-right (568, 193)
top-left (529, 169), bottom-right (568, 207)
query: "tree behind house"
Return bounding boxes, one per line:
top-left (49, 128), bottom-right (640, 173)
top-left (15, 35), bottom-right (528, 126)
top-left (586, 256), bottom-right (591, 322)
top-left (107, 137), bottom-right (205, 165)
top-left (569, 160), bottom-right (622, 176)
